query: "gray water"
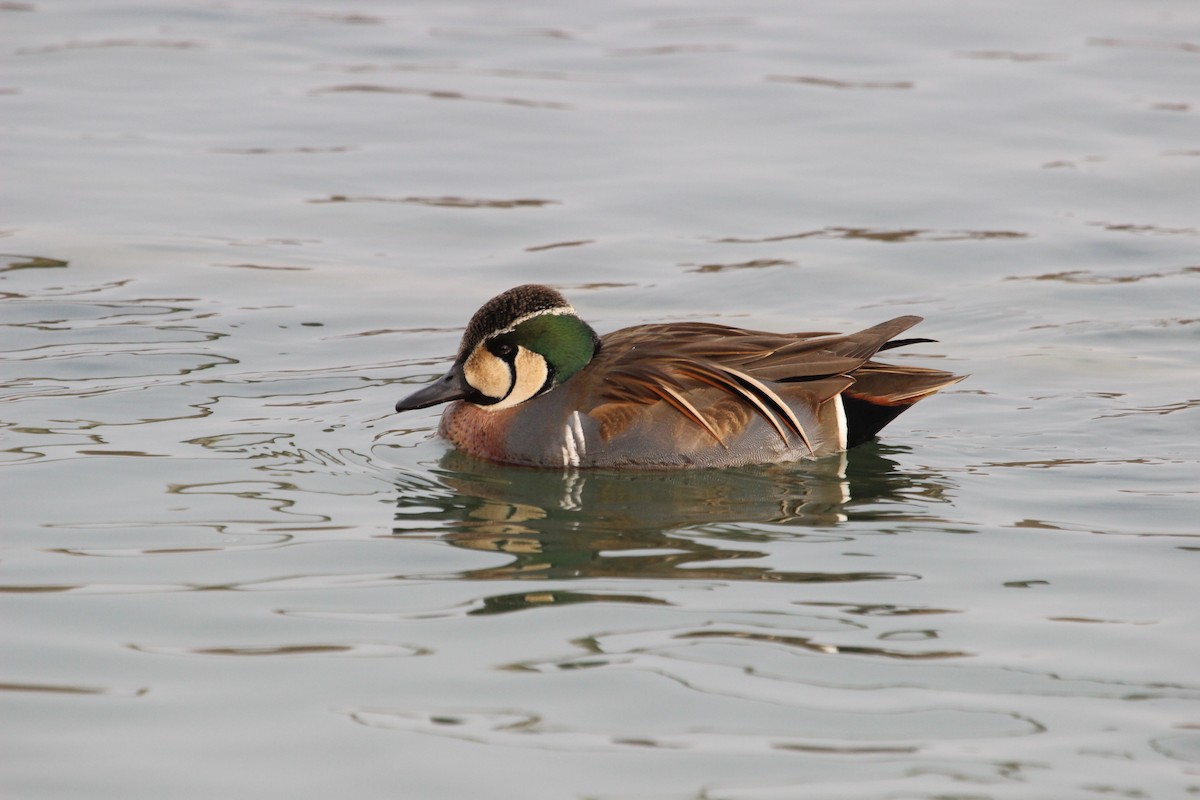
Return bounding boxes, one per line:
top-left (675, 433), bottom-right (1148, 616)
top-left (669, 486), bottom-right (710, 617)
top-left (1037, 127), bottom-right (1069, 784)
top-left (3, 1), bottom-right (1199, 798)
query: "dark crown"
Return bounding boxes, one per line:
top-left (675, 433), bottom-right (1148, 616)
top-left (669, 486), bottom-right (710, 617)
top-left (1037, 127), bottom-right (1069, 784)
top-left (458, 284), bottom-right (573, 358)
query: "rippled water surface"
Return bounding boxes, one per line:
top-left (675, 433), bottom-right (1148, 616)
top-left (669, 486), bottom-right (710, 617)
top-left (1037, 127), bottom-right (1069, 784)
top-left (4, 1), bottom-right (1199, 798)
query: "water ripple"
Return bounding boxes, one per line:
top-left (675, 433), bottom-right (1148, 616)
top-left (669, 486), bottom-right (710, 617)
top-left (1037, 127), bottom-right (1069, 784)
top-left (712, 227), bottom-right (1028, 244)
top-left (346, 704), bottom-right (1037, 752)
top-left (130, 642), bottom-right (429, 658)
top-left (765, 75), bottom-right (914, 90)
top-left (0, 681), bottom-right (147, 697)
top-left (310, 84), bottom-right (571, 110)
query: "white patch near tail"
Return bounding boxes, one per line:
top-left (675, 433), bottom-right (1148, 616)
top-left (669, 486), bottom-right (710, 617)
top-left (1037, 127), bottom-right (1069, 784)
top-left (833, 395), bottom-right (848, 451)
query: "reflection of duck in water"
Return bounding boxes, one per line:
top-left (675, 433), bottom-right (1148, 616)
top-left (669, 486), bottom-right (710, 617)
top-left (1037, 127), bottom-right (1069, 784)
top-left (391, 446), bottom-right (957, 595)
top-left (395, 285), bottom-right (962, 469)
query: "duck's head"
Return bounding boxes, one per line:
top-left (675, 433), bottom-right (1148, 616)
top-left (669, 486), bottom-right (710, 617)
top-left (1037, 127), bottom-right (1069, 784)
top-left (395, 284), bottom-right (600, 413)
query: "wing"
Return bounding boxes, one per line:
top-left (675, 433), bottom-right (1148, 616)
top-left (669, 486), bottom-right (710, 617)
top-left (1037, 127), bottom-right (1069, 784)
top-left (590, 317), bottom-right (961, 449)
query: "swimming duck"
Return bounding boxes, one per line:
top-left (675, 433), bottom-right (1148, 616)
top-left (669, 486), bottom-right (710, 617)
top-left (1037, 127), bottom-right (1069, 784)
top-left (394, 284), bottom-right (963, 468)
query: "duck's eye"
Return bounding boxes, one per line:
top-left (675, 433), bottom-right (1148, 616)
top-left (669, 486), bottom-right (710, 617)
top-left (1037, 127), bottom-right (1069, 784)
top-left (490, 341), bottom-right (516, 359)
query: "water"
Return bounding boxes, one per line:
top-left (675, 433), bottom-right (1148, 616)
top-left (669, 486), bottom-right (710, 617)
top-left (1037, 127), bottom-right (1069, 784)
top-left (3, 1), bottom-right (1199, 797)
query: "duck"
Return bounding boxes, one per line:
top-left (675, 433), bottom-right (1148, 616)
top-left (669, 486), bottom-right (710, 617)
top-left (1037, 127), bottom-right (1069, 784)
top-left (394, 284), bottom-right (963, 469)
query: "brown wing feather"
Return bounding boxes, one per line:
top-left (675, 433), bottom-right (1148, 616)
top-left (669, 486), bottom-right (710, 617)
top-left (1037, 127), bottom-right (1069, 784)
top-left (674, 361), bottom-right (809, 451)
top-left (843, 362), bottom-right (965, 405)
top-left (644, 382), bottom-right (727, 447)
top-left (594, 317), bottom-right (959, 448)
